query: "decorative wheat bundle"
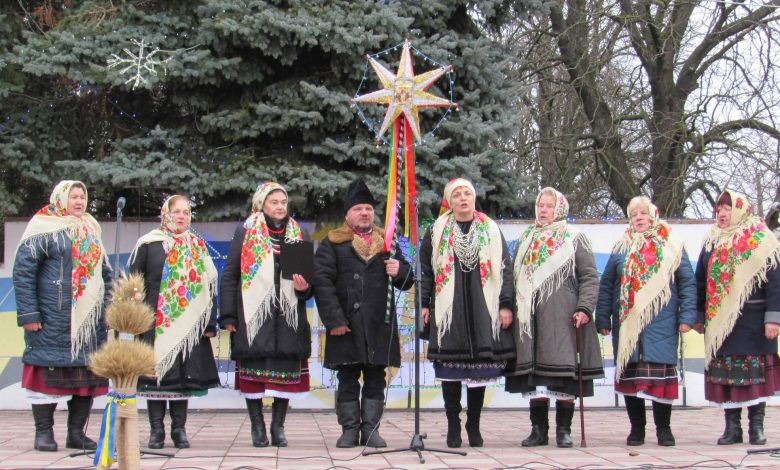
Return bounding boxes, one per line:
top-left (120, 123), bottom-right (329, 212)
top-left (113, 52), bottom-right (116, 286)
top-left (89, 274), bottom-right (156, 470)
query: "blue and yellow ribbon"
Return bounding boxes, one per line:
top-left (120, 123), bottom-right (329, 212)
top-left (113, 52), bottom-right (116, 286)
top-left (93, 391), bottom-right (136, 467)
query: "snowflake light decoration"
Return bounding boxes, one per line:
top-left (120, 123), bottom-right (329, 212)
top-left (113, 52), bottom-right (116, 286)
top-left (106, 38), bottom-right (172, 90)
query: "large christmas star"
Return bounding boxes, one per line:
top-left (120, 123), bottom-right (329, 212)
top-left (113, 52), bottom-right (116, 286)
top-left (352, 39), bottom-right (455, 142)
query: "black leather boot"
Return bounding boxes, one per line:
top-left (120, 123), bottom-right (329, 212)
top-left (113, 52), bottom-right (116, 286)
top-left (168, 400), bottom-right (190, 449)
top-left (555, 400), bottom-right (574, 448)
top-left (65, 396), bottom-right (97, 450)
top-left (748, 403), bottom-right (766, 445)
top-left (32, 404), bottom-right (58, 452)
top-left (270, 398), bottom-right (289, 447)
top-left (717, 408), bottom-right (743, 445)
top-left (146, 400), bottom-right (166, 449)
top-left (246, 399), bottom-right (269, 447)
top-left (441, 381), bottom-right (462, 448)
top-left (522, 399), bottom-right (549, 447)
top-left (465, 386), bottom-right (485, 447)
top-left (624, 396), bottom-right (646, 446)
top-left (360, 399), bottom-right (387, 447)
top-left (336, 401), bottom-right (360, 448)
top-left (652, 402), bottom-right (675, 446)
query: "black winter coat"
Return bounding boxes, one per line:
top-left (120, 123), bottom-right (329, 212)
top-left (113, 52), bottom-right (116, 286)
top-left (128, 241), bottom-right (219, 391)
top-left (220, 224), bottom-right (312, 361)
top-left (695, 248), bottom-right (780, 356)
top-left (313, 225), bottom-right (414, 369)
top-left (13, 231), bottom-right (112, 367)
top-left (419, 224), bottom-right (516, 361)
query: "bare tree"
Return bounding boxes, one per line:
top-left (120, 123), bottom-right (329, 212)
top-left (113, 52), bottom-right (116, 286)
top-left (504, 0), bottom-right (780, 217)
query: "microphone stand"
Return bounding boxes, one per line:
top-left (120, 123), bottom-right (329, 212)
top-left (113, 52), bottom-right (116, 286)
top-left (114, 197), bottom-right (126, 275)
top-left (69, 197), bottom-right (175, 460)
top-left (363, 199), bottom-right (467, 463)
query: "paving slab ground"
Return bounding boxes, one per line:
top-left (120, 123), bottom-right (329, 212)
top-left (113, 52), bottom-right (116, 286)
top-left (2, 407), bottom-right (780, 469)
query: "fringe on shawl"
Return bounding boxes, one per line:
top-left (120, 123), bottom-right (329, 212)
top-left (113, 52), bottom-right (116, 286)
top-left (611, 235), bottom-right (632, 255)
top-left (20, 229), bottom-right (72, 260)
top-left (489, 260), bottom-right (504, 343)
top-left (614, 248), bottom-right (682, 380)
top-left (19, 225), bottom-right (108, 361)
top-left (154, 275), bottom-right (217, 383)
top-left (70, 286), bottom-right (104, 361)
top-left (245, 288), bottom-right (274, 346)
top-left (278, 280), bottom-right (300, 332)
top-left (703, 226), bottom-right (738, 253)
top-left (704, 247), bottom-right (780, 369)
top-left (436, 304), bottom-right (454, 347)
top-left (515, 232), bottom-right (590, 339)
top-left (434, 217), bottom-right (504, 346)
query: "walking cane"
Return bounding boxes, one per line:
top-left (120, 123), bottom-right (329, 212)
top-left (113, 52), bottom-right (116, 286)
top-left (575, 322), bottom-right (587, 447)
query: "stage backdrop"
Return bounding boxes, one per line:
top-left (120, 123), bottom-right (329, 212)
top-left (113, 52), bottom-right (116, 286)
top-left (1, 218), bottom-right (778, 410)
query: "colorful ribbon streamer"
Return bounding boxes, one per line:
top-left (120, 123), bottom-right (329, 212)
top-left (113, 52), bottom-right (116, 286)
top-left (384, 115), bottom-right (419, 254)
top-left (383, 119), bottom-right (401, 253)
top-left (403, 117), bottom-right (417, 242)
top-left (93, 391), bottom-right (137, 467)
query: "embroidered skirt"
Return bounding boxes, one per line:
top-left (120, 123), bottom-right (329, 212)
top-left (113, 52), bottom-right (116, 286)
top-left (236, 358), bottom-right (310, 398)
top-left (614, 361), bottom-right (678, 402)
top-left (138, 389), bottom-right (208, 401)
top-left (22, 364), bottom-right (108, 397)
top-left (705, 354), bottom-right (780, 407)
top-left (434, 360), bottom-right (505, 386)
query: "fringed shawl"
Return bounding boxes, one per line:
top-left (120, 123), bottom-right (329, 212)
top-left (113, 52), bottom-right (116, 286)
top-left (18, 180), bottom-right (107, 360)
top-left (128, 195), bottom-right (218, 381)
top-left (514, 188), bottom-right (590, 338)
top-left (240, 182), bottom-right (302, 346)
top-left (611, 200), bottom-right (684, 379)
top-left (701, 190), bottom-right (780, 368)
top-left (431, 211), bottom-right (504, 346)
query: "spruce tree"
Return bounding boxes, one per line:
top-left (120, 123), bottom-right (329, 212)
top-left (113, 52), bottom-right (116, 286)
top-left (1, 1), bottom-right (534, 222)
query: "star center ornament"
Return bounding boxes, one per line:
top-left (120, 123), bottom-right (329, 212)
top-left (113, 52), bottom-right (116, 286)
top-left (351, 39), bottom-right (456, 143)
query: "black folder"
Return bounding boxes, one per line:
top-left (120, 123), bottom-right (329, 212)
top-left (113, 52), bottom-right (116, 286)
top-left (280, 240), bottom-right (315, 282)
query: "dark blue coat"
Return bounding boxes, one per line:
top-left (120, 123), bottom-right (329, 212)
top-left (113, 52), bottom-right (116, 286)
top-left (13, 232), bottom-right (112, 367)
top-left (596, 249), bottom-right (697, 365)
top-left (695, 248), bottom-right (780, 356)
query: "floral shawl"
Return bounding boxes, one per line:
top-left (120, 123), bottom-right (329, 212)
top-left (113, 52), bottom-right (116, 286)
top-left (611, 200), bottom-right (684, 379)
top-left (431, 178), bottom-right (503, 345)
top-left (513, 188), bottom-right (589, 338)
top-left (18, 180), bottom-right (107, 360)
top-left (241, 182), bottom-right (303, 345)
top-left (129, 195), bottom-right (218, 381)
top-left (702, 190), bottom-right (780, 368)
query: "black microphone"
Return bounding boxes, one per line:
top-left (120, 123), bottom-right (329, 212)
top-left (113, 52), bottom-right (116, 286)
top-left (747, 447), bottom-right (780, 454)
top-left (116, 197), bottom-right (126, 211)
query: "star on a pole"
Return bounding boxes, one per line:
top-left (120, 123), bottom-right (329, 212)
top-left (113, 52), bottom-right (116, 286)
top-left (351, 39), bottom-right (455, 143)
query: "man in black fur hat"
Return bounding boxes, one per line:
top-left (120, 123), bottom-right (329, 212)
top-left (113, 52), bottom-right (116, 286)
top-left (313, 179), bottom-right (414, 448)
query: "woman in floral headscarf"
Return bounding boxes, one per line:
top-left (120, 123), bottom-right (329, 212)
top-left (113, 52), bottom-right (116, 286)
top-left (505, 187), bottom-right (603, 448)
top-left (694, 190), bottom-right (780, 446)
top-left (420, 178), bottom-right (515, 448)
top-left (220, 182), bottom-right (312, 448)
top-left (128, 195), bottom-right (219, 449)
top-left (595, 196), bottom-right (696, 447)
top-left (13, 181), bottom-right (112, 452)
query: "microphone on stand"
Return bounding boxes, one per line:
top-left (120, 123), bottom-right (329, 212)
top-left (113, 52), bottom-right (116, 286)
top-left (113, 197), bottom-right (127, 275)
